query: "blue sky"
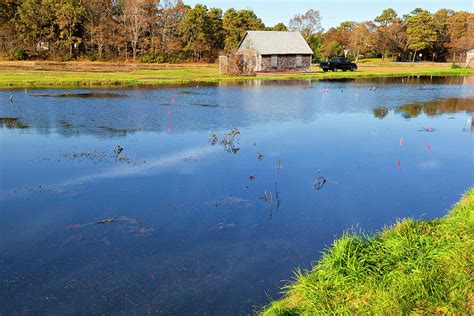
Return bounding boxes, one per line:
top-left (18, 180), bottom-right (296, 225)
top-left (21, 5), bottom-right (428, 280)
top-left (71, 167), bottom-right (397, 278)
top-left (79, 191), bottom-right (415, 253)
top-left (186, 0), bottom-right (473, 29)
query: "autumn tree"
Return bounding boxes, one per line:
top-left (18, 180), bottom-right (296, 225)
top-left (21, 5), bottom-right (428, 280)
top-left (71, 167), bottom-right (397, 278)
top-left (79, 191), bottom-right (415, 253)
top-left (349, 22), bottom-right (377, 60)
top-left (447, 11), bottom-right (474, 62)
top-left (83, 0), bottom-right (120, 60)
top-left (374, 8), bottom-right (399, 59)
top-left (155, 0), bottom-right (187, 57)
top-left (0, 0), bottom-right (20, 51)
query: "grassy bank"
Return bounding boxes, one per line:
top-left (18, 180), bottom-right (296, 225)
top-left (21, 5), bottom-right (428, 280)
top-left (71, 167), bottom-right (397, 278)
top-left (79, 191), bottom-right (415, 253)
top-left (0, 61), bottom-right (473, 89)
top-left (263, 189), bottom-right (474, 315)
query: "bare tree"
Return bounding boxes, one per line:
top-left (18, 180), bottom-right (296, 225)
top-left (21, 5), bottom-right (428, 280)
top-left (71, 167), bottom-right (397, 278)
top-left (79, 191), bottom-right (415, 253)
top-left (289, 9), bottom-right (323, 40)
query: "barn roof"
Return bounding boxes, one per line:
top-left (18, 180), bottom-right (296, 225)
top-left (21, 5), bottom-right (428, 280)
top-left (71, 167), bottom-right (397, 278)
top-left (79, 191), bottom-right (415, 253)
top-left (237, 31), bottom-right (313, 55)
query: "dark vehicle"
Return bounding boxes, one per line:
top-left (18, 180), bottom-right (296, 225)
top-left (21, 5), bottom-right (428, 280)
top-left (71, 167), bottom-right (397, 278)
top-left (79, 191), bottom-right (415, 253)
top-left (319, 57), bottom-right (357, 72)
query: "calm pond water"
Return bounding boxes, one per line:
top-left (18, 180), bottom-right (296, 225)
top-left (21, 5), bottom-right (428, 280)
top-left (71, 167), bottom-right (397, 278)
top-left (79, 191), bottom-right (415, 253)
top-left (0, 77), bottom-right (473, 314)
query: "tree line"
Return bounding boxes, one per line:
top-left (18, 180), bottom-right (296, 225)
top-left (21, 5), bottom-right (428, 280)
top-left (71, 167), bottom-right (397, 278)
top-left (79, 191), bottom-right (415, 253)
top-left (0, 0), bottom-right (472, 63)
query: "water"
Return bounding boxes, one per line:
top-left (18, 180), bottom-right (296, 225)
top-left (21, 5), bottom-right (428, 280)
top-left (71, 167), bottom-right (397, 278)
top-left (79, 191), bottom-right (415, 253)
top-left (0, 77), bottom-right (473, 314)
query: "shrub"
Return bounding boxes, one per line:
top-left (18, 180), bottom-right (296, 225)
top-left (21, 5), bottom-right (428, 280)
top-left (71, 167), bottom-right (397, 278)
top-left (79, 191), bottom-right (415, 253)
top-left (10, 48), bottom-right (28, 60)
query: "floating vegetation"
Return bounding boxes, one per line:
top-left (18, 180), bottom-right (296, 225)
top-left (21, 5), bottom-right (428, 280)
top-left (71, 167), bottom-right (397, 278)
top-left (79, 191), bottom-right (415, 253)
top-left (4, 185), bottom-right (78, 197)
top-left (208, 128), bottom-right (240, 154)
top-left (63, 150), bottom-right (108, 161)
top-left (66, 216), bottom-right (155, 236)
top-left (97, 125), bottom-right (143, 136)
top-left (0, 117), bottom-right (29, 129)
top-left (257, 150), bottom-right (264, 160)
top-left (192, 103), bottom-right (220, 107)
top-left (176, 90), bottom-right (201, 95)
top-left (209, 196), bottom-right (251, 208)
top-left (57, 119), bottom-right (84, 129)
top-left (209, 132), bottom-right (219, 145)
top-left (30, 92), bottom-right (127, 98)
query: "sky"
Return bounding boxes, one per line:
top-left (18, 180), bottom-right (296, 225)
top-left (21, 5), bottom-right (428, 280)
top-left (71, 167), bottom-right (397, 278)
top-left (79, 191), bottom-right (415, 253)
top-left (186, 0), bottom-right (473, 29)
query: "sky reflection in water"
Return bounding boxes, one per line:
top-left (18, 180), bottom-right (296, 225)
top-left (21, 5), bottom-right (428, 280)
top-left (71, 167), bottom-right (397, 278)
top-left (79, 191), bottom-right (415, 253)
top-left (0, 77), bottom-right (473, 314)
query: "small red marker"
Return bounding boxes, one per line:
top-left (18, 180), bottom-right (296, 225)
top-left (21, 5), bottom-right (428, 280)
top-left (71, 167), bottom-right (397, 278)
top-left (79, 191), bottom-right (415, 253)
top-left (397, 161), bottom-right (401, 168)
top-left (167, 106), bottom-right (171, 116)
top-left (427, 144), bottom-right (431, 151)
top-left (400, 138), bottom-right (404, 146)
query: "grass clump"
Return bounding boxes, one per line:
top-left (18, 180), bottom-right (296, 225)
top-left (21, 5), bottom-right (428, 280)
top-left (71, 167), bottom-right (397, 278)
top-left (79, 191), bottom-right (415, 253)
top-left (263, 189), bottom-right (474, 315)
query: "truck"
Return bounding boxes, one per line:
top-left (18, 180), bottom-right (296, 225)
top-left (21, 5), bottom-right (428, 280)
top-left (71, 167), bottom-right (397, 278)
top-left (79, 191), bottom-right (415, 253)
top-left (319, 57), bottom-right (357, 72)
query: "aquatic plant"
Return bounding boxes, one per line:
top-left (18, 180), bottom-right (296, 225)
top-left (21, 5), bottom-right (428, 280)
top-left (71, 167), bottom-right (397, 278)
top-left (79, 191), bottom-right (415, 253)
top-left (208, 128), bottom-right (240, 154)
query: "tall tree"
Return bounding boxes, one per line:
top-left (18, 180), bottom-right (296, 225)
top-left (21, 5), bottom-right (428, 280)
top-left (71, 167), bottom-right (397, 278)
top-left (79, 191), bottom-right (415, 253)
top-left (156, 0), bottom-right (187, 56)
top-left (0, 0), bottom-right (20, 51)
top-left (54, 0), bottom-right (85, 57)
top-left (122, 0), bottom-right (149, 60)
top-left (83, 0), bottom-right (120, 60)
top-left (374, 8), bottom-right (399, 59)
top-left (271, 23), bottom-right (288, 32)
top-left (447, 12), bottom-right (474, 62)
top-left (349, 22), bottom-right (377, 60)
top-left (289, 9), bottom-right (323, 41)
top-left (405, 8), bottom-right (437, 62)
top-left (223, 8), bottom-right (265, 52)
top-left (16, 0), bottom-right (57, 54)
top-left (431, 9), bottom-right (455, 61)
top-left (179, 4), bottom-right (223, 61)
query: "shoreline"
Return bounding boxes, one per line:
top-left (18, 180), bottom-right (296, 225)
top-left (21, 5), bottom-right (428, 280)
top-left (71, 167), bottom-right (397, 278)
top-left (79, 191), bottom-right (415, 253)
top-left (0, 62), bottom-right (472, 89)
top-left (262, 189), bottom-right (474, 315)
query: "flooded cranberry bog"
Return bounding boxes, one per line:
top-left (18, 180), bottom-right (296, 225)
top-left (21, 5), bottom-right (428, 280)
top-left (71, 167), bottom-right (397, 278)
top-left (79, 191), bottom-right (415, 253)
top-left (0, 76), bottom-right (473, 314)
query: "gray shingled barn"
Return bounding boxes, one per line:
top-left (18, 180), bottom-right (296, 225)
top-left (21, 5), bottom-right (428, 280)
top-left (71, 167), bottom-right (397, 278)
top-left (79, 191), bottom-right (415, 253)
top-left (236, 31), bottom-right (313, 72)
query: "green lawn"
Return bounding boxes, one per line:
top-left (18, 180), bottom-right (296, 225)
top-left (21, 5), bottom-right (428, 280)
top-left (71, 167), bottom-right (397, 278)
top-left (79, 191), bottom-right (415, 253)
top-left (263, 189), bottom-right (474, 315)
top-left (0, 64), bottom-right (473, 89)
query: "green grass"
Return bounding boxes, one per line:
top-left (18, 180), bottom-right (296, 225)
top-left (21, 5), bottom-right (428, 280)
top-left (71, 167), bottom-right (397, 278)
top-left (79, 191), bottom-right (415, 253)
top-left (263, 189), bottom-right (474, 315)
top-left (0, 65), bottom-right (473, 89)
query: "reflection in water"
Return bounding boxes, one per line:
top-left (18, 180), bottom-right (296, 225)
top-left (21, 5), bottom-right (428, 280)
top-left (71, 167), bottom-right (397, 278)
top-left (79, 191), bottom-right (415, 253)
top-left (0, 117), bottom-right (29, 129)
top-left (373, 97), bottom-right (474, 119)
top-left (30, 92), bottom-right (127, 98)
top-left (0, 77), bottom-right (473, 315)
top-left (373, 107), bottom-right (389, 119)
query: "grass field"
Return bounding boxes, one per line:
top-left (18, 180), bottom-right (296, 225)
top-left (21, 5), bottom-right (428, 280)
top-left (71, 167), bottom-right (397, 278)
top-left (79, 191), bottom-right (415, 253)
top-left (0, 60), bottom-right (473, 89)
top-left (262, 189), bottom-right (474, 315)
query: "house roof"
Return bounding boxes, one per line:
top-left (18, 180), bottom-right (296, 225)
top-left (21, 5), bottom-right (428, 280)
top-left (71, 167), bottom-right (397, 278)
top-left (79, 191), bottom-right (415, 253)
top-left (237, 31), bottom-right (313, 55)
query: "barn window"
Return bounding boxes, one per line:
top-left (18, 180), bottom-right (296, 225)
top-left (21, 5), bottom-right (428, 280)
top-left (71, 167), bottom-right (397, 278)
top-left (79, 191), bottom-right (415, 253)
top-left (271, 55), bottom-right (278, 67)
top-left (296, 55), bottom-right (302, 67)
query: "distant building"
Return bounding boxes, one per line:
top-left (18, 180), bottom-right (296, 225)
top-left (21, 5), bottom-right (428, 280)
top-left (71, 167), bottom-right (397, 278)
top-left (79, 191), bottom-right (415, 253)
top-left (236, 31), bottom-right (313, 72)
top-left (466, 49), bottom-right (474, 68)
